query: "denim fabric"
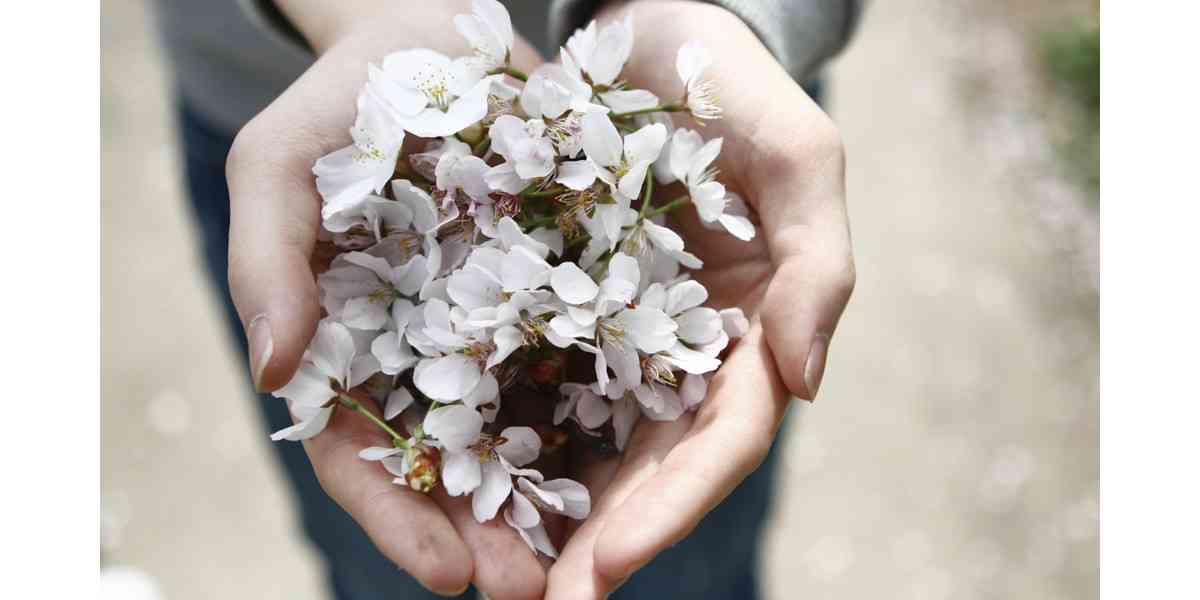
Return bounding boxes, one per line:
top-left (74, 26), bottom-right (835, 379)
top-left (177, 99), bottom-right (798, 599)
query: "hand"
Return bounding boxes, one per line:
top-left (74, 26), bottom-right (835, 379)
top-left (224, 3), bottom-right (552, 597)
top-left (544, 2), bottom-right (855, 598)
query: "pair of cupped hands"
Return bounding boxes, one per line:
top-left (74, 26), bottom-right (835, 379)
top-left (225, 1), bottom-right (854, 598)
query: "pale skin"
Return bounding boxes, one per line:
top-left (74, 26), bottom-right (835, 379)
top-left (225, 1), bottom-right (854, 599)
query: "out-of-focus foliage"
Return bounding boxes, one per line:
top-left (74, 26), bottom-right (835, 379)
top-left (1039, 22), bottom-right (1100, 190)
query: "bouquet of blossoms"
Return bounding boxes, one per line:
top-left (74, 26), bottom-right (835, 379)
top-left (269, 0), bottom-right (755, 558)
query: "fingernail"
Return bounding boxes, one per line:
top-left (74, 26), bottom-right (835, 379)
top-left (803, 334), bottom-right (829, 402)
top-left (248, 314), bottom-right (273, 391)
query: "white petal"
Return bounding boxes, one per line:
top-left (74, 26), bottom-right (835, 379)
top-left (676, 40), bottom-right (712, 86)
top-left (718, 213), bottom-right (756, 241)
top-left (719, 307), bottom-right (750, 338)
top-left (273, 362), bottom-right (336, 407)
top-left (665, 280), bottom-right (708, 315)
top-left (270, 406), bottom-right (334, 441)
top-left (619, 307), bottom-right (678, 354)
top-left (680, 373), bottom-right (708, 410)
top-left (487, 325), bottom-right (524, 369)
top-left (462, 372), bottom-right (499, 410)
top-left (550, 262), bottom-right (600, 304)
top-left (414, 355), bottom-right (483, 401)
top-left (556, 159), bottom-right (597, 190)
top-left (612, 396), bottom-right (639, 451)
top-left (576, 389), bottom-right (612, 429)
top-left (358, 446), bottom-right (404, 461)
top-left (423, 404), bottom-right (484, 452)
top-left (537, 479), bottom-right (591, 519)
top-left (496, 426), bottom-right (541, 466)
top-left (443, 450), bottom-right (484, 496)
top-left (675, 307), bottom-right (723, 345)
top-left (509, 488), bottom-right (542, 528)
top-left (587, 15), bottom-right (634, 85)
top-left (447, 265), bottom-right (502, 311)
top-left (636, 383), bottom-right (684, 421)
top-left (622, 123), bottom-right (668, 166)
top-left (310, 320), bottom-right (357, 385)
top-left (663, 342), bottom-right (722, 374)
top-left (501, 246), bottom-right (552, 292)
top-left (381, 387), bottom-right (414, 420)
top-left (581, 112), bottom-right (623, 167)
top-left (472, 459), bottom-right (513, 522)
top-left (599, 89), bottom-right (660, 114)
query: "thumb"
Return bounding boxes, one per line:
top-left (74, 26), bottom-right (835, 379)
top-left (225, 118), bottom-right (324, 392)
top-left (755, 138), bottom-right (855, 401)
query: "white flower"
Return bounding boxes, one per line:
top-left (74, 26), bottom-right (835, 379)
top-left (564, 16), bottom-right (634, 87)
top-left (410, 299), bottom-right (503, 403)
top-left (581, 113), bottom-right (668, 200)
top-left (549, 253), bottom-right (677, 395)
top-left (520, 61), bottom-right (595, 120)
top-left (313, 87), bottom-right (404, 221)
top-left (620, 217), bottom-right (704, 271)
top-left (676, 41), bottom-right (722, 121)
top-left (424, 410), bottom-right (543, 522)
top-left (324, 194), bottom-right (416, 250)
top-left (505, 476), bottom-right (591, 557)
top-left (369, 49), bottom-right (494, 138)
top-left (433, 138), bottom-right (492, 203)
top-left (454, 0), bottom-right (514, 72)
top-left (270, 319), bottom-right (379, 441)
top-left (488, 115), bottom-right (556, 180)
top-left (668, 129), bottom-right (754, 240)
top-left (318, 250), bottom-right (434, 330)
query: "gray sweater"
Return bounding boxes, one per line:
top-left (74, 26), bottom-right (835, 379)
top-left (153, 0), bottom-right (861, 136)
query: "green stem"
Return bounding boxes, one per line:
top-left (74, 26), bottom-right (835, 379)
top-left (611, 104), bottom-right (685, 119)
top-left (638, 171), bottom-right (655, 218)
top-left (641, 194), bottom-right (691, 220)
top-left (522, 214), bottom-right (558, 230)
top-left (472, 136), bottom-right (492, 156)
top-left (339, 394), bottom-right (408, 448)
top-left (523, 186), bottom-right (566, 199)
top-left (490, 66), bottom-right (528, 82)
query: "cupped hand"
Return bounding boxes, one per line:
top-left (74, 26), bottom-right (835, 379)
top-left (545, 2), bottom-right (856, 598)
top-left (224, 3), bottom-right (552, 598)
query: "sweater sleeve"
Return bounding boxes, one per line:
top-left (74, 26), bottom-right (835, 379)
top-left (549, 0), bottom-right (863, 82)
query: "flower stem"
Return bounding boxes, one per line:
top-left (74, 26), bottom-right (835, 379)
top-left (473, 136), bottom-right (492, 156)
top-left (638, 170), bottom-right (655, 218)
top-left (611, 104), bottom-right (685, 119)
top-left (641, 194), bottom-right (691, 220)
top-left (523, 186), bottom-right (566, 199)
top-left (491, 66), bottom-right (528, 82)
top-left (338, 393), bottom-right (408, 448)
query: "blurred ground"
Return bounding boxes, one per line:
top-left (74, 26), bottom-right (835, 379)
top-left (101, 1), bottom-right (1098, 599)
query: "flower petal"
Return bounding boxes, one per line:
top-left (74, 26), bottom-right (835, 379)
top-left (423, 404), bottom-right (484, 451)
top-left (269, 406), bottom-right (334, 442)
top-left (496, 426), bottom-right (541, 466)
top-left (414, 355), bottom-right (483, 401)
top-left (472, 458), bottom-right (514, 522)
top-left (551, 262), bottom-right (600, 305)
top-left (443, 450), bottom-right (484, 496)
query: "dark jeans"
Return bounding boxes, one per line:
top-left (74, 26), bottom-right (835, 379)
top-left (179, 104), bottom-right (786, 600)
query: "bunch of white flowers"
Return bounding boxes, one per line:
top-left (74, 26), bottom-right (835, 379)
top-left (270, 0), bottom-right (755, 558)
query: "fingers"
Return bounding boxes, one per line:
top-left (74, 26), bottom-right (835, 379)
top-left (545, 418), bottom-right (692, 600)
top-left (755, 146), bottom-right (854, 399)
top-left (591, 324), bottom-right (790, 583)
top-left (225, 49), bottom-right (360, 392)
top-left (433, 489), bottom-right (548, 600)
top-left (302, 401), bottom-right (474, 595)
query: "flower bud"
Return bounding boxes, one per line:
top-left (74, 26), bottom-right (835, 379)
top-left (404, 445), bottom-right (441, 493)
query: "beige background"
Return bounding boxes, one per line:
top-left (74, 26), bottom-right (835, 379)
top-left (101, 1), bottom-right (1098, 598)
